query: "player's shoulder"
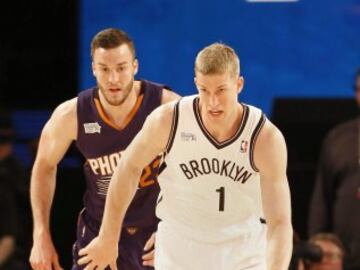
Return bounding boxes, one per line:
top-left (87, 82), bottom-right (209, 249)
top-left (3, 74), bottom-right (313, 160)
top-left (137, 100), bottom-right (178, 153)
top-left (153, 100), bottom-right (178, 121)
top-left (137, 79), bottom-right (180, 104)
top-left (256, 117), bottom-right (286, 151)
top-left (161, 88), bottom-right (181, 104)
top-left (244, 103), bottom-right (263, 114)
top-left (253, 116), bottom-right (287, 173)
top-left (41, 97), bottom-right (77, 139)
top-left (240, 102), bottom-right (280, 140)
top-left (52, 97), bottom-right (77, 122)
top-left (143, 100), bottom-right (179, 135)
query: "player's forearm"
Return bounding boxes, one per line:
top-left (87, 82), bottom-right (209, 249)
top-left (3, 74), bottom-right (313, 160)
top-left (266, 221), bottom-right (293, 270)
top-left (30, 161), bottom-right (57, 236)
top-left (99, 163), bottom-right (141, 244)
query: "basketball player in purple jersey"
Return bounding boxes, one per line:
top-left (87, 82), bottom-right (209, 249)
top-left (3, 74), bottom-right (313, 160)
top-left (29, 28), bottom-right (180, 270)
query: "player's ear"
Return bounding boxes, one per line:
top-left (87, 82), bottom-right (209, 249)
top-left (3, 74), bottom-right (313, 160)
top-left (237, 76), bottom-right (244, 94)
top-left (133, 59), bottom-right (139, 75)
top-left (92, 62), bottom-right (96, 77)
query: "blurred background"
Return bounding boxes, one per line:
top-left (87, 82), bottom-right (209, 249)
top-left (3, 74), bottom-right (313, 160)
top-left (0, 0), bottom-right (359, 269)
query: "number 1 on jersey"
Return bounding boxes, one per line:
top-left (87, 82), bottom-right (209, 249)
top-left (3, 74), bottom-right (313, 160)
top-left (216, 186), bottom-right (225, 211)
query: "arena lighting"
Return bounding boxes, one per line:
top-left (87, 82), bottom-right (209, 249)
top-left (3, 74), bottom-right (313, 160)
top-left (246, 0), bottom-right (299, 2)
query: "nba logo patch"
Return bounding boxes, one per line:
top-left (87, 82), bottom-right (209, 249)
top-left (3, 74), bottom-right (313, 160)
top-left (181, 132), bottom-right (197, 141)
top-left (84, 122), bottom-right (101, 134)
top-left (240, 140), bottom-right (248, 153)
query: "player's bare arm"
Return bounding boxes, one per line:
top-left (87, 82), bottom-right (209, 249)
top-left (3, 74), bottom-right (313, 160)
top-left (142, 87), bottom-right (179, 265)
top-left (78, 101), bottom-right (176, 270)
top-left (254, 119), bottom-right (293, 270)
top-left (140, 88), bottom-right (179, 267)
top-left (30, 98), bottom-right (77, 270)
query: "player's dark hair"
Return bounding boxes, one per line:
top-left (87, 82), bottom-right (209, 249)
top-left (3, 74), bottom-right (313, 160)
top-left (91, 28), bottom-right (136, 59)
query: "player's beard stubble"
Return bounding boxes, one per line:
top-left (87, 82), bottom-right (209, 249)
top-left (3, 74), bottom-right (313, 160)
top-left (97, 79), bottom-right (134, 106)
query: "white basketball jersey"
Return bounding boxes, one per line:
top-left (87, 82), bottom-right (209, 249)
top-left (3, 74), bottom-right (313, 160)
top-left (156, 95), bottom-right (266, 243)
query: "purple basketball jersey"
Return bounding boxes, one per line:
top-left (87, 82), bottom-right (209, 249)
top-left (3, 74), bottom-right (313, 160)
top-left (76, 80), bottom-right (163, 227)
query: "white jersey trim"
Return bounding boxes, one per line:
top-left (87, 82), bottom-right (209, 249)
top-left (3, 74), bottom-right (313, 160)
top-left (249, 114), bottom-right (266, 172)
top-left (165, 100), bottom-right (180, 153)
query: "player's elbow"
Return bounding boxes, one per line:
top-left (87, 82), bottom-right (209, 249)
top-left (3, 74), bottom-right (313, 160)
top-left (32, 157), bottom-right (57, 177)
top-left (267, 216), bottom-right (293, 237)
top-left (127, 161), bottom-right (144, 179)
top-left (115, 158), bottom-right (143, 185)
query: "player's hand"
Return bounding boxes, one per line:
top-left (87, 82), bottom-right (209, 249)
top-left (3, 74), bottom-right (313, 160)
top-left (29, 233), bottom-right (63, 270)
top-left (142, 232), bottom-right (156, 267)
top-left (78, 236), bottom-right (118, 270)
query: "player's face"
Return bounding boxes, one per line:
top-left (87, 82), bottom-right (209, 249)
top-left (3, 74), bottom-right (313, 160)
top-left (92, 44), bottom-right (138, 106)
top-left (195, 71), bottom-right (243, 123)
top-left (308, 240), bottom-right (343, 270)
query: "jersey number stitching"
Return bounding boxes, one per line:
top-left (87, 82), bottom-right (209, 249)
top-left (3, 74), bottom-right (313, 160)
top-left (216, 186), bottom-right (225, 212)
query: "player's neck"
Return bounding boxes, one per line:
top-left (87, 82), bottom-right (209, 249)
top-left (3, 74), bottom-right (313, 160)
top-left (202, 103), bottom-right (243, 143)
top-left (98, 81), bottom-right (141, 129)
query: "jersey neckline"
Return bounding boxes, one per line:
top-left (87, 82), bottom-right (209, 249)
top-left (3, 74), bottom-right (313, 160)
top-left (193, 97), bottom-right (249, 149)
top-left (92, 82), bottom-right (145, 132)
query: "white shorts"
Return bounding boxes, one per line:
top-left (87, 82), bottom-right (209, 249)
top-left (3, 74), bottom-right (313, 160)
top-left (154, 221), bottom-right (266, 270)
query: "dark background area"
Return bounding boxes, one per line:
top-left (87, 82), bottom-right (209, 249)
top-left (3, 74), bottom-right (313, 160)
top-left (271, 98), bottom-right (359, 240)
top-left (0, 1), bottom-right (359, 269)
top-left (0, 1), bottom-right (84, 269)
top-left (0, 1), bottom-right (78, 109)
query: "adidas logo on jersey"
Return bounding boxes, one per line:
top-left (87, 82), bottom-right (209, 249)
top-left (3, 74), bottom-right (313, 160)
top-left (84, 122), bottom-right (101, 134)
top-left (181, 132), bottom-right (197, 141)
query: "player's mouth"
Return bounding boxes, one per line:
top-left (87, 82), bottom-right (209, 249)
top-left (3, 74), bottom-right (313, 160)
top-left (208, 110), bottom-right (223, 117)
top-left (109, 88), bottom-right (121, 93)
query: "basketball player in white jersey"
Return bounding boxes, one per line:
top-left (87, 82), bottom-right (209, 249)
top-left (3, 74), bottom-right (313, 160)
top-left (78, 43), bottom-right (293, 270)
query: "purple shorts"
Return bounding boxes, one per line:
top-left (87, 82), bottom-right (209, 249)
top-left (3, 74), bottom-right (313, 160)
top-left (72, 210), bottom-right (156, 270)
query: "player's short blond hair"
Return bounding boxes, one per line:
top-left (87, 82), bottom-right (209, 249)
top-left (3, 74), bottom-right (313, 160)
top-left (195, 43), bottom-right (240, 78)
